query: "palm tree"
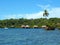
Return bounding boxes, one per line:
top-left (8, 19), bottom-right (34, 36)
top-left (43, 10), bottom-right (49, 28)
top-left (43, 10), bottom-right (49, 18)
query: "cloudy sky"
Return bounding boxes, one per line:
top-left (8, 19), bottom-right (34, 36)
top-left (0, 0), bottom-right (60, 19)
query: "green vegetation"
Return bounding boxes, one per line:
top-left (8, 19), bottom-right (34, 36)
top-left (0, 10), bottom-right (60, 29)
top-left (0, 18), bottom-right (60, 29)
top-left (43, 10), bottom-right (49, 17)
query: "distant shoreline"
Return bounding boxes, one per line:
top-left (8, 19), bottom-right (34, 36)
top-left (0, 18), bottom-right (60, 30)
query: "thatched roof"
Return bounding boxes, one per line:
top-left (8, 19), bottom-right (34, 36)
top-left (21, 25), bottom-right (25, 27)
top-left (41, 25), bottom-right (46, 28)
top-left (33, 25), bottom-right (38, 27)
top-left (25, 25), bottom-right (30, 27)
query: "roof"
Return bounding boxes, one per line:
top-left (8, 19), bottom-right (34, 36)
top-left (33, 25), bottom-right (38, 27)
top-left (42, 25), bottom-right (46, 27)
top-left (25, 25), bottom-right (30, 27)
top-left (21, 25), bottom-right (25, 27)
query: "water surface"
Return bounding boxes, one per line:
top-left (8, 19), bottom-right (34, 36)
top-left (0, 28), bottom-right (60, 45)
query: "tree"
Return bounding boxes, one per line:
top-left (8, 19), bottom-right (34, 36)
top-left (43, 10), bottom-right (49, 27)
top-left (43, 10), bottom-right (49, 18)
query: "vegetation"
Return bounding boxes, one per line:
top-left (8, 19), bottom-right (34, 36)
top-left (43, 10), bottom-right (49, 18)
top-left (0, 18), bottom-right (60, 29)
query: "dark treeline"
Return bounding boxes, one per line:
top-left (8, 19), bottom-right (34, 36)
top-left (0, 18), bottom-right (60, 29)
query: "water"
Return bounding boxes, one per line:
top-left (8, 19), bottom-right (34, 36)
top-left (0, 28), bottom-right (60, 45)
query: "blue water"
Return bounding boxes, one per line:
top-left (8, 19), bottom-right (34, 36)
top-left (0, 28), bottom-right (60, 45)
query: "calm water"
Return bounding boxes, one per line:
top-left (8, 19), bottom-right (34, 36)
top-left (0, 28), bottom-right (60, 45)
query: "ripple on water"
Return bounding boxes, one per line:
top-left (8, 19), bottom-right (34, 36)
top-left (0, 28), bottom-right (60, 45)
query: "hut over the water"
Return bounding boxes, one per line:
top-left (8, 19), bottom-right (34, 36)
top-left (41, 25), bottom-right (47, 28)
top-left (25, 25), bottom-right (30, 28)
top-left (33, 25), bottom-right (38, 28)
top-left (21, 25), bottom-right (25, 28)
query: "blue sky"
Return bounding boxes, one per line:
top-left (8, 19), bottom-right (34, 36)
top-left (0, 0), bottom-right (60, 19)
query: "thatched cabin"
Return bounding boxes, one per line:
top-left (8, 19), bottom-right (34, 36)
top-left (25, 25), bottom-right (30, 28)
top-left (41, 25), bottom-right (47, 28)
top-left (21, 25), bottom-right (25, 28)
top-left (33, 25), bottom-right (38, 28)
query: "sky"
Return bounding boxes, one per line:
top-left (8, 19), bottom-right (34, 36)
top-left (0, 0), bottom-right (60, 20)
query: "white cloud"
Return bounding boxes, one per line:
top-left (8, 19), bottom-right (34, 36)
top-left (24, 12), bottom-right (43, 19)
top-left (37, 4), bottom-right (51, 10)
top-left (4, 15), bottom-right (16, 19)
top-left (24, 7), bottom-right (60, 19)
top-left (2, 14), bottom-right (24, 19)
top-left (48, 7), bottom-right (60, 18)
top-left (2, 12), bottom-right (43, 19)
top-left (36, 4), bottom-right (60, 18)
top-left (2, 7), bottom-right (60, 19)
